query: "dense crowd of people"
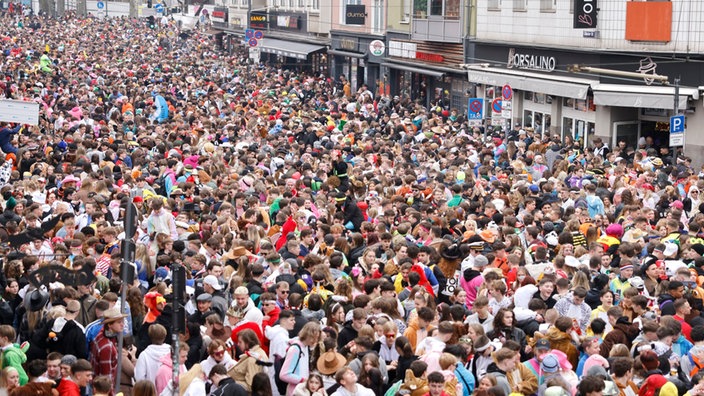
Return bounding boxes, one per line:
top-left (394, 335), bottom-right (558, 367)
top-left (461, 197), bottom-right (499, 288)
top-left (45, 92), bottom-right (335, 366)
top-left (1, 7), bottom-right (704, 396)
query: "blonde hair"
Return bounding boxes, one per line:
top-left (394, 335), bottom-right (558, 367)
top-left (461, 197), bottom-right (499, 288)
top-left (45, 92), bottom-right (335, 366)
top-left (439, 353), bottom-right (458, 370)
top-left (179, 364), bottom-right (204, 396)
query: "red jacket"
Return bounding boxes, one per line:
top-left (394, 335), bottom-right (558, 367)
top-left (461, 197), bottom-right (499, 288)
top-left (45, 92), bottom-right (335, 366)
top-left (56, 378), bottom-right (81, 396)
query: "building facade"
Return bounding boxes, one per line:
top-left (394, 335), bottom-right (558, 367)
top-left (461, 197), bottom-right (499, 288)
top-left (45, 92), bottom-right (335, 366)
top-left (465, 0), bottom-right (704, 158)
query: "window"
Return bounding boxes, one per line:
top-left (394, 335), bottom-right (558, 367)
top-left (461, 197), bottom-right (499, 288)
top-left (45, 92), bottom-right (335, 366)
top-left (540, 0), bottom-right (555, 12)
top-left (372, 0), bottom-right (384, 33)
top-left (341, 0), bottom-right (362, 24)
top-left (308, 0), bottom-right (319, 12)
top-left (298, 0), bottom-right (304, 8)
top-left (513, 0), bottom-right (526, 11)
top-left (488, 0), bottom-right (500, 10)
top-left (524, 110), bottom-right (551, 135)
top-left (562, 118), bottom-right (594, 147)
top-left (430, 0), bottom-right (442, 15)
top-left (402, 0), bottom-right (411, 21)
top-left (414, 0), bottom-right (459, 18)
top-left (414, 0), bottom-right (427, 18)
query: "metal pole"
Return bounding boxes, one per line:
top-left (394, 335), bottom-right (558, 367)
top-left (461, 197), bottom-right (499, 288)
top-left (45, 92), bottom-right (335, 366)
top-left (115, 205), bottom-right (137, 395)
top-left (674, 77), bottom-right (682, 155)
top-left (114, 269), bottom-right (127, 394)
top-left (171, 320), bottom-right (180, 395)
top-left (171, 262), bottom-right (182, 396)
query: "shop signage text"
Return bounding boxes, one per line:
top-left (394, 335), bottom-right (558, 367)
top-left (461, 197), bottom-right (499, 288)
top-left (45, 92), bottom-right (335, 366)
top-left (346, 5), bottom-right (366, 25)
top-left (339, 38), bottom-right (357, 51)
top-left (250, 13), bottom-right (268, 29)
top-left (416, 51), bottom-right (443, 63)
top-left (389, 41), bottom-right (445, 63)
top-left (507, 48), bottom-right (556, 72)
top-left (573, 0), bottom-right (597, 29)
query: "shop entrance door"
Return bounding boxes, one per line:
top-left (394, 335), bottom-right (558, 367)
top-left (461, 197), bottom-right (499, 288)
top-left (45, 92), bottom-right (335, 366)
top-left (612, 121), bottom-right (639, 149)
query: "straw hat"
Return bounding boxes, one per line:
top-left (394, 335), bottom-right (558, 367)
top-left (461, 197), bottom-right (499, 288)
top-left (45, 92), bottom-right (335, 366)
top-left (317, 350), bottom-right (347, 375)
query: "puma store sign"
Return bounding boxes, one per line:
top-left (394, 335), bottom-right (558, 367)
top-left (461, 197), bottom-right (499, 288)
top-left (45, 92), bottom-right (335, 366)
top-left (507, 48), bottom-right (556, 72)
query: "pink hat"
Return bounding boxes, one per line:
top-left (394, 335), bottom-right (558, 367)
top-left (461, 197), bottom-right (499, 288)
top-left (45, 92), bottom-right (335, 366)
top-left (605, 223), bottom-right (624, 239)
top-left (582, 354), bottom-right (609, 375)
top-left (670, 200), bottom-right (684, 210)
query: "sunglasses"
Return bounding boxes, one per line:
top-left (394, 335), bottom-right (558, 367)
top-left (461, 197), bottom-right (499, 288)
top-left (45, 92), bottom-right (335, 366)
top-left (385, 333), bottom-right (396, 338)
top-left (213, 350), bottom-right (225, 357)
top-left (279, 290), bottom-right (289, 294)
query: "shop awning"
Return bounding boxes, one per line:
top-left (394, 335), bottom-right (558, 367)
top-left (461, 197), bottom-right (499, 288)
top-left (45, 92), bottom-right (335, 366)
top-left (464, 65), bottom-right (595, 99)
top-left (591, 84), bottom-right (698, 110)
top-left (382, 62), bottom-right (444, 78)
top-left (258, 39), bottom-right (325, 60)
top-left (328, 49), bottom-right (366, 59)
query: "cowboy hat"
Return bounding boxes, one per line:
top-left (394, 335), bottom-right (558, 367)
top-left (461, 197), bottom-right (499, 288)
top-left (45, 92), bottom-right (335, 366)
top-left (102, 308), bottom-right (127, 325)
top-left (317, 350), bottom-right (347, 375)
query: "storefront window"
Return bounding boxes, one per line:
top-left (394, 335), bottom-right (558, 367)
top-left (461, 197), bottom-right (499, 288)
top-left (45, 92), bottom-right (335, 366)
top-left (524, 91), bottom-right (533, 102)
top-left (563, 117), bottom-right (594, 146)
top-left (524, 110), bottom-right (551, 136)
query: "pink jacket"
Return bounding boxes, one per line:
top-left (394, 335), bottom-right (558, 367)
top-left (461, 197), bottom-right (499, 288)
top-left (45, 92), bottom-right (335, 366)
top-left (155, 354), bottom-right (186, 395)
top-left (460, 270), bottom-right (484, 309)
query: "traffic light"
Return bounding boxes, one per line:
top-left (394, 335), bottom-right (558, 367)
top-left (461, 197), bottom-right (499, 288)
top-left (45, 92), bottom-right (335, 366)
top-left (147, 0), bottom-right (152, 7)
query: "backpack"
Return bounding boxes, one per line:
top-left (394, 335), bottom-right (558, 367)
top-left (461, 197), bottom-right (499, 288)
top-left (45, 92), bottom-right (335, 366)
top-left (154, 174), bottom-right (168, 196)
top-left (274, 343), bottom-right (302, 395)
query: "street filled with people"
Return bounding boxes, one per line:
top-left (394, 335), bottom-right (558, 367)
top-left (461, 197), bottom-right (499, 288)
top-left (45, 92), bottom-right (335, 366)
top-left (0, 8), bottom-right (704, 396)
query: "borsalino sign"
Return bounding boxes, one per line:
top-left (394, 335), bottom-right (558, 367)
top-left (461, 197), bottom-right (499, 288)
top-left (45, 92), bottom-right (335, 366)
top-left (346, 5), bottom-right (366, 25)
top-left (507, 48), bottom-right (556, 72)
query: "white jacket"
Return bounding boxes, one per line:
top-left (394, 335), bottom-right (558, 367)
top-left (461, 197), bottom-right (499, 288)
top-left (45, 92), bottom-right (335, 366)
top-left (331, 384), bottom-right (375, 396)
top-left (134, 343), bottom-right (171, 382)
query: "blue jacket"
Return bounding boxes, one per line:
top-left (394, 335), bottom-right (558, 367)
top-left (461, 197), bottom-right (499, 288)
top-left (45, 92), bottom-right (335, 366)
top-left (455, 364), bottom-right (476, 396)
top-left (0, 124), bottom-right (21, 147)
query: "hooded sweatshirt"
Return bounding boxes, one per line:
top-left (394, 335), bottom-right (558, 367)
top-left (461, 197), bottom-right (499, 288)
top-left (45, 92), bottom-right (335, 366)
top-left (155, 353), bottom-right (186, 395)
top-left (134, 343), bottom-right (171, 382)
top-left (2, 342), bottom-right (28, 385)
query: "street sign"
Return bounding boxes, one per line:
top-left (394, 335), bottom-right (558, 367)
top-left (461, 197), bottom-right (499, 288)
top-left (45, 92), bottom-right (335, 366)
top-left (670, 114), bottom-right (685, 147)
top-left (467, 98), bottom-right (484, 120)
top-left (97, 1), bottom-right (104, 8)
top-left (248, 38), bottom-right (258, 47)
top-left (502, 85), bottom-right (513, 100)
top-left (254, 30), bottom-right (263, 39)
top-left (492, 98), bottom-right (502, 113)
top-left (670, 133), bottom-right (684, 147)
top-left (245, 29), bottom-right (254, 39)
top-left (670, 115), bottom-right (685, 133)
top-left (154, 3), bottom-right (163, 12)
top-left (501, 100), bottom-right (512, 119)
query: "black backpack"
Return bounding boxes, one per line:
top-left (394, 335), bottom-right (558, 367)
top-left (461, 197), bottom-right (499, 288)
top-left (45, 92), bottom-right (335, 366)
top-left (153, 174), bottom-right (168, 196)
top-left (274, 343), bottom-right (302, 395)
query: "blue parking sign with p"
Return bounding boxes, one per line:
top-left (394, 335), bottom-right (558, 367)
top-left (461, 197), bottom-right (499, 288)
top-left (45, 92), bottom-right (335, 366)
top-left (670, 115), bottom-right (685, 133)
top-left (468, 98), bottom-right (484, 120)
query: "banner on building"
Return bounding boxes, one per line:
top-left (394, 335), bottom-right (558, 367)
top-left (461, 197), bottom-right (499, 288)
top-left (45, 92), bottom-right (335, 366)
top-left (573, 0), bottom-right (597, 29)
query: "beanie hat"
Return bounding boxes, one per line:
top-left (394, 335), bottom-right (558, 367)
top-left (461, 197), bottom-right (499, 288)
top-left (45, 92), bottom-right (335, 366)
top-left (61, 354), bottom-right (78, 367)
top-left (541, 353), bottom-right (560, 373)
top-left (5, 196), bottom-right (16, 211)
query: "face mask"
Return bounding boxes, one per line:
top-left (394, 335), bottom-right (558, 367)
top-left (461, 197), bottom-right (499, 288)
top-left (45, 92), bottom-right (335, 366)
top-left (518, 275), bottom-right (526, 282)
